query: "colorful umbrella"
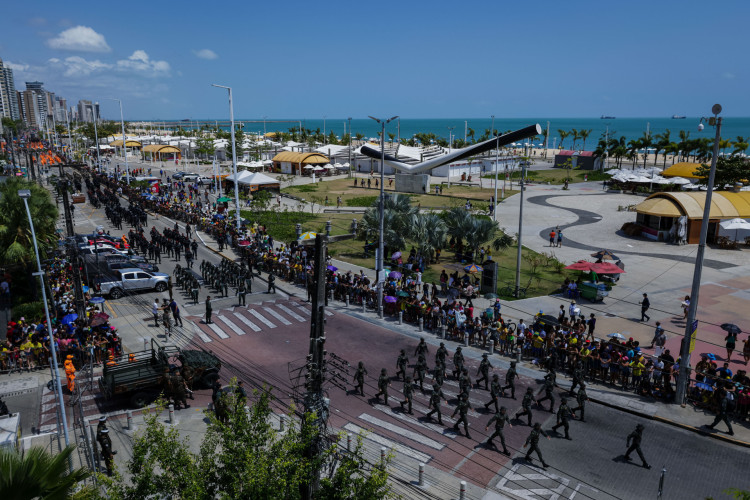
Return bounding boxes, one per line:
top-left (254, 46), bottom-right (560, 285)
top-left (388, 271), bottom-right (402, 279)
top-left (89, 296), bottom-right (106, 304)
top-left (62, 313), bottom-right (78, 325)
top-left (391, 251), bottom-right (401, 259)
top-left (564, 260), bottom-right (596, 271)
top-left (217, 196), bottom-right (232, 203)
top-left (299, 231), bottom-right (317, 240)
top-left (607, 332), bottom-right (626, 340)
top-left (721, 323), bottom-right (742, 335)
top-left (591, 262), bottom-right (626, 274)
top-left (384, 296), bottom-right (397, 303)
top-left (327, 265), bottom-right (338, 272)
top-left (238, 240), bottom-right (251, 247)
top-left (590, 249), bottom-right (620, 261)
top-left (464, 264), bottom-right (483, 273)
top-left (396, 290), bottom-right (410, 298)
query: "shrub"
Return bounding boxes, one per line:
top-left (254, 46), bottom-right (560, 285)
top-left (12, 301), bottom-right (45, 322)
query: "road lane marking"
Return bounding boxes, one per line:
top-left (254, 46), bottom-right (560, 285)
top-left (249, 309), bottom-right (276, 328)
top-left (216, 314), bottom-right (244, 336)
top-left (232, 312), bottom-right (261, 332)
top-left (192, 323), bottom-right (212, 343)
top-left (206, 321), bottom-right (229, 339)
top-left (343, 423), bottom-right (431, 463)
top-left (358, 413), bottom-right (445, 450)
top-left (263, 307), bottom-right (292, 325)
top-left (275, 304), bottom-right (306, 322)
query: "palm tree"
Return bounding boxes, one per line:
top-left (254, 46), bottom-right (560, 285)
top-left (557, 129), bottom-right (569, 149)
top-left (718, 138), bottom-right (732, 156)
top-left (677, 130), bottom-right (690, 162)
top-left (579, 129), bottom-right (592, 151)
top-left (464, 218), bottom-right (498, 261)
top-left (0, 178), bottom-right (58, 266)
top-left (627, 139), bottom-right (642, 169)
top-left (655, 129), bottom-right (671, 167)
top-left (732, 136), bottom-right (749, 156)
top-left (664, 142), bottom-right (680, 168)
top-left (640, 132), bottom-right (653, 168)
top-left (387, 133), bottom-right (395, 145)
top-left (408, 213), bottom-right (446, 263)
top-left (358, 208), bottom-right (407, 254)
top-left (443, 207), bottom-right (472, 249)
top-left (570, 129), bottom-right (580, 150)
top-left (0, 445), bottom-right (92, 499)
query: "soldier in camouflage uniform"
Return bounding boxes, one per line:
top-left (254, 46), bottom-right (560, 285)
top-left (571, 383), bottom-right (588, 422)
top-left (502, 361), bottom-right (518, 398)
top-left (452, 346), bottom-right (465, 379)
top-left (536, 373), bottom-right (556, 413)
top-left (523, 422), bottom-right (550, 468)
top-left (451, 393), bottom-right (472, 438)
top-left (516, 387), bottom-right (537, 426)
top-left (413, 354), bottom-right (428, 391)
top-left (353, 361), bottom-right (367, 396)
top-left (400, 376), bottom-right (414, 414)
top-left (395, 349), bottom-right (409, 381)
top-left (374, 368), bottom-right (391, 404)
top-left (485, 406), bottom-right (512, 455)
top-left (476, 353), bottom-right (493, 390)
top-left (425, 383), bottom-right (447, 424)
top-left (551, 396), bottom-right (572, 440)
top-left (484, 374), bottom-right (502, 413)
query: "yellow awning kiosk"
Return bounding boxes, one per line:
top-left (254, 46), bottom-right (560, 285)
top-left (272, 151), bottom-right (329, 175)
top-left (142, 144), bottom-right (182, 160)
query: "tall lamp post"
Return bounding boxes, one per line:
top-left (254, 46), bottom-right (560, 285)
top-left (368, 115), bottom-right (398, 318)
top-left (492, 115), bottom-right (499, 220)
top-left (106, 98), bottom-right (129, 183)
top-left (18, 189), bottom-right (71, 451)
top-left (675, 104), bottom-right (723, 405)
top-left (347, 117), bottom-right (352, 178)
top-left (212, 84), bottom-right (242, 231)
top-left (514, 160), bottom-right (527, 297)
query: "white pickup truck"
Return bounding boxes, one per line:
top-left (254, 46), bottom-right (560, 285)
top-left (96, 268), bottom-right (171, 299)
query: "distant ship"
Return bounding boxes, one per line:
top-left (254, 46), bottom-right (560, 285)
top-left (600, 115), bottom-right (616, 119)
top-left (672, 115), bottom-right (686, 119)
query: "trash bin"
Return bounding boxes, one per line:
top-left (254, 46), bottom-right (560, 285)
top-left (579, 282), bottom-right (608, 302)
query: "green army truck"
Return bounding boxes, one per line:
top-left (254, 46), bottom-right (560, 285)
top-left (98, 340), bottom-right (222, 408)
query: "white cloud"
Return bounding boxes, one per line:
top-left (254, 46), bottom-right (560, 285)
top-left (5, 61), bottom-right (29, 72)
top-left (193, 49), bottom-right (218, 60)
top-left (49, 56), bottom-right (112, 77)
top-left (723, 72), bottom-right (736, 80)
top-left (116, 50), bottom-right (171, 76)
top-left (47, 26), bottom-right (111, 53)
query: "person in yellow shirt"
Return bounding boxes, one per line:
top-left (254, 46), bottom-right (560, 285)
top-left (630, 358), bottom-right (646, 392)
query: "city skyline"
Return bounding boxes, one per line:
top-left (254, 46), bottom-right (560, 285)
top-left (1, 0), bottom-right (748, 122)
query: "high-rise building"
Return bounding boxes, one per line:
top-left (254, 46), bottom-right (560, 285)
top-left (77, 99), bottom-right (95, 123)
top-left (25, 81), bottom-right (48, 126)
top-left (0, 58), bottom-right (20, 121)
top-left (21, 89), bottom-right (41, 129)
top-left (55, 96), bottom-right (67, 123)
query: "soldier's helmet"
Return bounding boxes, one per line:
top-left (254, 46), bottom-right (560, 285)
top-left (561, 397), bottom-right (567, 403)
top-left (526, 387), bottom-right (533, 393)
top-left (456, 346), bottom-right (462, 351)
top-left (440, 342), bottom-right (445, 347)
top-left (636, 423), bottom-right (644, 430)
top-left (533, 422), bottom-right (541, 429)
top-left (511, 361), bottom-right (517, 367)
top-left (406, 376), bottom-right (412, 382)
top-left (580, 383), bottom-right (586, 389)
top-left (358, 361), bottom-right (364, 368)
top-left (400, 349), bottom-right (405, 354)
top-left (493, 373), bottom-right (499, 379)
top-left (381, 368), bottom-right (387, 375)
top-left (500, 406), bottom-right (507, 412)
top-left (433, 383), bottom-right (440, 390)
top-left (482, 353), bottom-right (488, 358)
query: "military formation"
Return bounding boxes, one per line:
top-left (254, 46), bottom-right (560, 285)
top-left (347, 338), bottom-right (653, 470)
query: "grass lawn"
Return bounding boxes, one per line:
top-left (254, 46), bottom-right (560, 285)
top-left (282, 177), bottom-right (517, 210)
top-left (483, 167), bottom-right (611, 185)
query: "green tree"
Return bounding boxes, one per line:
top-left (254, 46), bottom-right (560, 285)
top-left (0, 177), bottom-right (58, 266)
top-left (695, 156), bottom-right (749, 189)
top-left (570, 128), bottom-right (580, 150)
top-left (557, 129), bottom-right (569, 149)
top-left (579, 129), bottom-right (592, 151)
top-left (732, 136), bottom-right (749, 156)
top-left (407, 213), bottom-right (446, 264)
top-left (464, 218), bottom-right (498, 261)
top-left (0, 445), bottom-right (92, 499)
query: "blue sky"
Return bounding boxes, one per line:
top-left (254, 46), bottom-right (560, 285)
top-left (1, 0), bottom-right (747, 120)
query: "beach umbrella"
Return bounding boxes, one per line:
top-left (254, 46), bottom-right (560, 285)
top-left (720, 323), bottom-right (742, 335)
top-left (327, 265), bottom-right (338, 272)
top-left (607, 332), bottom-right (626, 340)
top-left (388, 271), bottom-right (402, 279)
top-left (396, 290), bottom-right (411, 298)
top-left (391, 251), bottom-right (401, 259)
top-left (217, 196), bottom-right (232, 203)
top-left (464, 264), bottom-right (483, 273)
top-left (565, 260), bottom-right (596, 272)
top-left (89, 296), bottom-right (106, 304)
top-left (384, 296), bottom-right (397, 303)
top-left (591, 249), bottom-right (620, 261)
top-left (238, 240), bottom-right (251, 247)
top-left (299, 231), bottom-right (317, 240)
top-left (591, 262), bottom-right (625, 274)
top-left (720, 218), bottom-right (750, 241)
top-left (695, 382), bottom-right (715, 392)
top-left (213, 214), bottom-right (225, 219)
top-left (90, 313), bottom-right (110, 327)
top-left (484, 293), bottom-right (499, 300)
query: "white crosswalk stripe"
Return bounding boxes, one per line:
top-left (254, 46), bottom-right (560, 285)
top-left (206, 321), bottom-right (230, 339)
top-left (192, 323), bottom-right (212, 343)
top-left (369, 403), bottom-right (455, 438)
top-left (232, 312), bottom-right (261, 332)
top-left (293, 305), bottom-right (311, 316)
top-left (275, 304), bottom-right (305, 322)
top-left (248, 309), bottom-right (276, 328)
top-left (358, 413), bottom-right (445, 450)
top-left (217, 314), bottom-right (245, 335)
top-left (263, 307), bottom-right (292, 325)
top-left (344, 423), bottom-right (432, 463)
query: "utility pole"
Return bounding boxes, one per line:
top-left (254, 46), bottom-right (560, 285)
top-left (302, 234), bottom-right (329, 499)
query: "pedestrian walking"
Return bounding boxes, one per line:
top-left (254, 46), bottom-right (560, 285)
top-left (571, 384), bottom-right (588, 422)
top-left (485, 406), bottom-right (512, 455)
top-left (237, 280), bottom-right (247, 306)
top-left (639, 293), bottom-right (651, 322)
top-left (537, 373), bottom-right (556, 413)
top-left (152, 299), bottom-right (160, 327)
top-left (624, 424), bottom-right (651, 469)
top-left (484, 374), bottom-right (502, 413)
top-left (523, 423), bottom-right (550, 468)
top-left (374, 368), bottom-right (391, 404)
top-left (267, 272), bottom-right (276, 294)
top-left (705, 389), bottom-right (735, 436)
top-left (476, 353), bottom-right (492, 390)
top-left (205, 296), bottom-right (213, 324)
top-left (353, 361), bottom-right (367, 396)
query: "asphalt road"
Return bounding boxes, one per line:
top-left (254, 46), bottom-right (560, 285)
top-left (68, 179), bottom-right (750, 500)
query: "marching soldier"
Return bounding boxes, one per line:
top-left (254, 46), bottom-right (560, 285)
top-left (425, 383), bottom-right (447, 424)
top-left (503, 361), bottom-right (518, 399)
top-left (570, 360), bottom-right (584, 395)
top-left (625, 423), bottom-right (651, 469)
top-left (536, 373), bottom-right (556, 413)
top-left (400, 376), bottom-right (414, 414)
top-left (395, 349), bottom-right (409, 381)
top-left (415, 338), bottom-right (429, 358)
top-left (375, 368), bottom-right (391, 405)
top-left (205, 296), bottom-right (213, 324)
top-left (571, 383), bottom-right (588, 422)
top-left (551, 396), bottom-right (572, 440)
top-left (523, 423), bottom-right (550, 468)
top-left (485, 406), bottom-right (512, 455)
top-left (99, 427), bottom-right (117, 476)
top-left (451, 393), bottom-right (472, 439)
top-left (459, 368), bottom-right (472, 398)
top-left (436, 342), bottom-right (448, 366)
top-left (452, 346), bottom-right (465, 379)
top-left (413, 354), bottom-right (428, 391)
top-left (516, 387), bottom-right (537, 426)
top-left (484, 374), bottom-right (502, 413)
top-left (267, 272), bottom-right (277, 294)
top-left (432, 360), bottom-right (445, 387)
top-left (237, 280), bottom-right (247, 306)
top-left (353, 361), bottom-right (367, 396)
top-left (706, 389), bottom-right (735, 436)
top-left (96, 416), bottom-right (108, 445)
top-left (476, 353), bottom-right (493, 390)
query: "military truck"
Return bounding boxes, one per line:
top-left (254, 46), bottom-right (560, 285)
top-left (98, 340), bottom-right (221, 408)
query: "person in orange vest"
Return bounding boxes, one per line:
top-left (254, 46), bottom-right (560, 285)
top-left (67, 373), bottom-right (76, 394)
top-left (106, 354), bottom-right (116, 367)
top-left (128, 353), bottom-right (136, 363)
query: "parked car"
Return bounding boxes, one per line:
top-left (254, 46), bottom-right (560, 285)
top-left (85, 233), bottom-right (130, 249)
top-left (172, 171), bottom-right (189, 179)
top-left (78, 245), bottom-right (129, 258)
top-left (96, 268), bottom-right (171, 299)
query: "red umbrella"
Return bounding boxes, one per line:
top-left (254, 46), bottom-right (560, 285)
top-left (564, 260), bottom-right (596, 271)
top-left (592, 262), bottom-right (625, 274)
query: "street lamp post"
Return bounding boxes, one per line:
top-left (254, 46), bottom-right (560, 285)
top-left (368, 115), bottom-right (398, 319)
top-left (492, 116), bottom-right (499, 220)
top-left (18, 189), bottom-right (71, 452)
top-left (515, 160), bottom-right (527, 297)
top-left (212, 84), bottom-right (242, 231)
top-left (347, 117), bottom-right (352, 178)
top-left (106, 98), bottom-right (129, 183)
top-left (675, 105), bottom-right (723, 406)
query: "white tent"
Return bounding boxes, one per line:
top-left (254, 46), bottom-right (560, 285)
top-left (238, 172), bottom-right (279, 186)
top-left (225, 170), bottom-right (253, 183)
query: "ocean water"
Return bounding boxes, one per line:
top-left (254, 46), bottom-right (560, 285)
top-left (170, 117), bottom-right (750, 152)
